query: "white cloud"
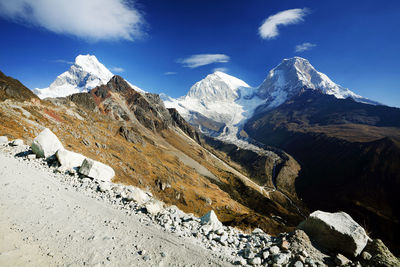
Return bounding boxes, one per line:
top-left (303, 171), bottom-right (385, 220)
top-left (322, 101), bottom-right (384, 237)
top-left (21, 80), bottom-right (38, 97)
top-left (110, 67), bottom-right (125, 73)
top-left (54, 59), bottom-right (73, 65)
top-left (213, 67), bottom-right (228, 73)
top-left (295, 42), bottom-right (316, 52)
top-left (0, 0), bottom-right (145, 41)
top-left (164, 72), bottom-right (177, 75)
top-left (259, 8), bottom-right (309, 39)
top-left (178, 54), bottom-right (230, 68)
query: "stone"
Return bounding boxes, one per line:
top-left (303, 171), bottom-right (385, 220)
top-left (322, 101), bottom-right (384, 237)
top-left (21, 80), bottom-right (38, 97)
top-left (56, 148), bottom-right (86, 169)
top-left (362, 239), bottom-right (400, 267)
top-left (298, 210), bottom-right (369, 257)
top-left (234, 258), bottom-right (247, 265)
top-left (145, 200), bottom-right (164, 215)
top-left (334, 254), bottom-right (350, 266)
top-left (11, 139), bottom-right (24, 146)
top-left (200, 210), bottom-right (223, 231)
top-left (361, 251), bottom-right (372, 261)
top-left (280, 240), bottom-right (290, 251)
top-left (243, 248), bottom-right (255, 259)
top-left (27, 154), bottom-right (36, 160)
top-left (79, 158), bottom-right (115, 182)
top-left (293, 261), bottom-right (304, 267)
top-left (125, 187), bottom-right (150, 205)
top-left (249, 257), bottom-right (262, 265)
top-left (0, 136), bottom-right (8, 144)
top-left (269, 246), bottom-right (280, 255)
top-left (98, 182), bottom-right (111, 193)
top-left (262, 251), bottom-right (270, 259)
top-left (31, 128), bottom-right (64, 158)
top-left (273, 253), bottom-right (289, 265)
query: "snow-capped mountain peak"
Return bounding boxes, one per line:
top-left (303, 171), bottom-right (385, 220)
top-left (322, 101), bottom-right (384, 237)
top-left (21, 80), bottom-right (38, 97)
top-left (74, 54), bottom-right (113, 80)
top-left (186, 71), bottom-right (250, 102)
top-left (256, 56), bottom-right (376, 108)
top-left (34, 54), bottom-right (113, 99)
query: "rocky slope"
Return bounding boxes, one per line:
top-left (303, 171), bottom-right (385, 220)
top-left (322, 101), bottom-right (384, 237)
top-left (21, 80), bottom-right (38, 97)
top-left (0, 71), bottom-right (39, 102)
top-left (0, 71), bottom-right (306, 243)
top-left (244, 89), bottom-right (400, 255)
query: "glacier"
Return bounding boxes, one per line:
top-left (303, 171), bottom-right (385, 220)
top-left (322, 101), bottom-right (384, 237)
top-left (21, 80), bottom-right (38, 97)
top-left (163, 57), bottom-right (379, 146)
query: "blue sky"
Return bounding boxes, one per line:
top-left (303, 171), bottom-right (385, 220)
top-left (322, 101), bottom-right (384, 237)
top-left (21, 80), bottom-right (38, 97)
top-left (0, 0), bottom-right (399, 107)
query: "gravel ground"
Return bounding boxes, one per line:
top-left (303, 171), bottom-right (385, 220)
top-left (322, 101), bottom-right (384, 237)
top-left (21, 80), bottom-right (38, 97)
top-left (0, 143), bottom-right (233, 267)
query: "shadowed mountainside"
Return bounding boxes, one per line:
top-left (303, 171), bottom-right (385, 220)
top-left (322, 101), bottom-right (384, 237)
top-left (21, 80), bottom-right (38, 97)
top-left (244, 89), bottom-right (400, 254)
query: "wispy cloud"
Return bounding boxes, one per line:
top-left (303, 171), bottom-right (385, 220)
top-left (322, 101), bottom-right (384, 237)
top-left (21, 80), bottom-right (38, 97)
top-left (213, 67), bottom-right (228, 73)
top-left (110, 67), bottom-right (125, 73)
top-left (295, 42), bottom-right (316, 52)
top-left (164, 72), bottom-right (177, 75)
top-left (0, 0), bottom-right (145, 41)
top-left (259, 8), bottom-right (309, 39)
top-left (178, 54), bottom-right (230, 68)
top-left (54, 59), bottom-right (73, 65)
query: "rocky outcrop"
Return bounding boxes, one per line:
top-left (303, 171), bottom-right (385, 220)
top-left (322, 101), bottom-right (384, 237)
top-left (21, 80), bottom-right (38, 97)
top-left (119, 126), bottom-right (145, 145)
top-left (0, 70), bottom-right (39, 102)
top-left (361, 239), bottom-right (400, 267)
top-left (298, 210), bottom-right (369, 257)
top-left (56, 148), bottom-right (86, 169)
top-left (79, 158), bottom-right (115, 182)
top-left (31, 128), bottom-right (64, 158)
top-left (168, 108), bottom-right (202, 144)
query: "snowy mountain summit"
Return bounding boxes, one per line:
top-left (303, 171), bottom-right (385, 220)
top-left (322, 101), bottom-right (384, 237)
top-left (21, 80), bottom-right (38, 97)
top-left (163, 57), bottom-right (378, 146)
top-left (163, 71), bottom-right (264, 144)
top-left (34, 54), bottom-right (112, 99)
top-left (257, 57), bottom-right (377, 108)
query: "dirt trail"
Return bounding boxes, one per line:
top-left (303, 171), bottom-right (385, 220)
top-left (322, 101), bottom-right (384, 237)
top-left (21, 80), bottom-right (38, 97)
top-left (0, 151), bottom-right (232, 266)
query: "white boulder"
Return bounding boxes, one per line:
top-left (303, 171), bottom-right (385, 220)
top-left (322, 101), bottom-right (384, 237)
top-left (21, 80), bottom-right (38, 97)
top-left (0, 136), bottom-right (8, 144)
top-left (11, 139), bottom-right (24, 146)
top-left (200, 210), bottom-right (223, 231)
top-left (31, 128), bottom-right (64, 158)
top-left (145, 200), bottom-right (164, 215)
top-left (56, 148), bottom-right (86, 169)
top-left (79, 158), bottom-right (115, 182)
top-left (298, 210), bottom-right (369, 257)
top-left (125, 187), bottom-right (150, 205)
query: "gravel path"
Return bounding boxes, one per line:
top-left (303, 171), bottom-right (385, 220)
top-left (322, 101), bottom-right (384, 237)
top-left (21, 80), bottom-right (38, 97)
top-left (0, 148), bottom-right (232, 266)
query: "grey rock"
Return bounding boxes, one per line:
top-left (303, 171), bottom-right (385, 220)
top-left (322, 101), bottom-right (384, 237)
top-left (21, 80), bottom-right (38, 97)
top-left (298, 210), bottom-right (369, 257)
top-left (0, 136), bottom-right (8, 144)
top-left (56, 148), bottom-right (86, 169)
top-left (11, 139), bottom-right (24, 146)
top-left (31, 128), bottom-right (64, 158)
top-left (361, 251), bottom-right (372, 261)
top-left (248, 257), bottom-right (262, 265)
top-left (269, 246), bottom-right (280, 255)
top-left (334, 253), bottom-right (350, 266)
top-left (294, 261), bottom-right (304, 267)
top-left (200, 210), bottom-right (223, 231)
top-left (273, 253), bottom-right (289, 265)
top-left (79, 158), bottom-right (115, 182)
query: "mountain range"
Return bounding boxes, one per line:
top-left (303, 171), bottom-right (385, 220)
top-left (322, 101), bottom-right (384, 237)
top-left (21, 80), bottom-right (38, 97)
top-left (163, 56), bottom-right (379, 147)
top-left (1, 54), bottom-right (400, 255)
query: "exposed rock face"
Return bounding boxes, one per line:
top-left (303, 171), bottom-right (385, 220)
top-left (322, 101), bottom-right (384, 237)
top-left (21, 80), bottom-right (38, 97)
top-left (298, 210), bottom-right (369, 257)
top-left (119, 126), bottom-right (145, 145)
top-left (168, 108), bottom-right (202, 144)
top-left (31, 128), bottom-right (64, 158)
top-left (361, 239), bottom-right (400, 267)
top-left (0, 71), bottom-right (39, 102)
top-left (79, 158), bottom-right (115, 182)
top-left (56, 148), bottom-right (86, 169)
